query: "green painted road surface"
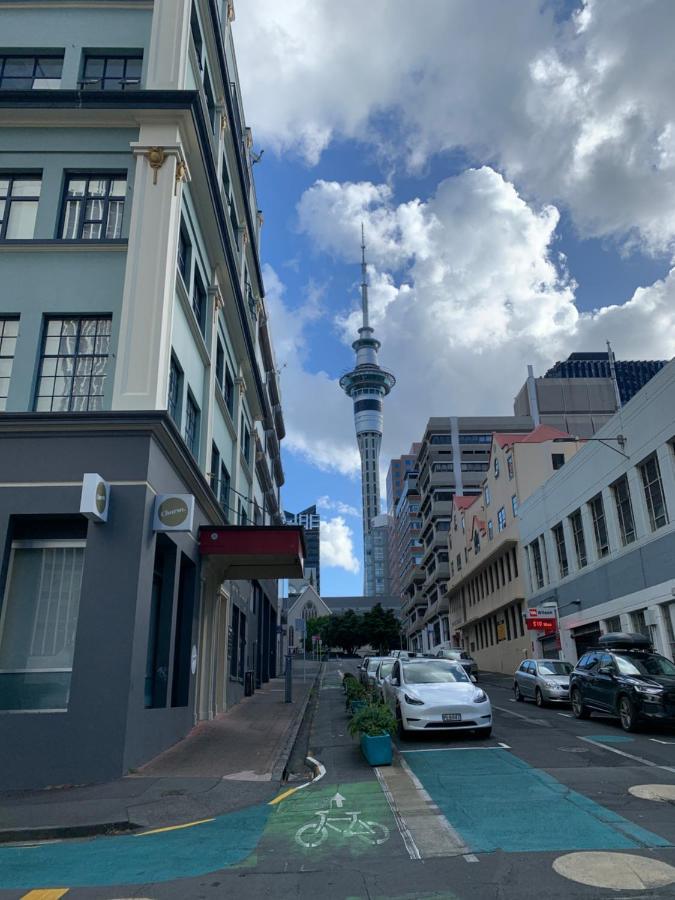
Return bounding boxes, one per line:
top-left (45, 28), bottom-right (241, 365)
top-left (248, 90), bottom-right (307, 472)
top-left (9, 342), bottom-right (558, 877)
top-left (0, 804), bottom-right (270, 890)
top-left (403, 747), bottom-right (671, 854)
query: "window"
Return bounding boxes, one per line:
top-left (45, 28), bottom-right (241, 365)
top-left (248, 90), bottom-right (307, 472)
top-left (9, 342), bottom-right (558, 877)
top-left (81, 54), bottom-right (142, 90)
top-left (210, 443), bottom-right (220, 494)
top-left (487, 520), bottom-right (493, 540)
top-left (0, 317), bottom-right (18, 410)
top-left (0, 175), bottom-right (41, 239)
top-left (506, 454), bottom-right (514, 479)
top-left (167, 354), bottom-right (182, 426)
top-left (605, 616), bottom-right (621, 633)
top-left (192, 268), bottom-right (207, 335)
top-left (493, 457), bottom-right (500, 477)
top-left (497, 507), bottom-right (506, 531)
top-left (215, 338), bottom-right (224, 389)
top-left (530, 539), bottom-right (544, 589)
top-left (224, 367), bottom-right (235, 417)
top-left (511, 494), bottom-right (518, 517)
top-left (0, 54), bottom-right (62, 89)
top-left (240, 415), bottom-right (251, 464)
top-left (219, 462), bottom-right (231, 521)
top-left (191, 3), bottom-right (204, 66)
top-left (552, 453), bottom-right (565, 471)
top-left (0, 541), bottom-right (84, 710)
top-left (177, 221), bottom-right (191, 284)
top-left (35, 316), bottom-right (111, 411)
top-left (639, 453), bottom-right (668, 531)
top-left (569, 509), bottom-right (587, 569)
top-left (185, 392), bottom-right (199, 457)
top-left (60, 174), bottom-right (126, 240)
top-left (589, 494), bottom-right (609, 557)
top-left (612, 475), bottom-right (636, 546)
top-left (484, 486), bottom-right (491, 506)
top-left (552, 522), bottom-right (568, 578)
top-left (203, 66), bottom-right (216, 129)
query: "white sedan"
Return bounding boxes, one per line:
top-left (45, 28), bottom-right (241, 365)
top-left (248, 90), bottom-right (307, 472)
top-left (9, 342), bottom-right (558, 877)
top-left (383, 658), bottom-right (492, 738)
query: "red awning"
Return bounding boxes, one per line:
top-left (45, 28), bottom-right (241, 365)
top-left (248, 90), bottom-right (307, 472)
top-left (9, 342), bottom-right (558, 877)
top-left (199, 525), bottom-right (305, 580)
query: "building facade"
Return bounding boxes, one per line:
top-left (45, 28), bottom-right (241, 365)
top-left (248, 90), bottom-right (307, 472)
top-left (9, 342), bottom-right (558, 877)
top-left (519, 359), bottom-right (675, 664)
top-left (404, 416), bottom-right (533, 652)
top-left (285, 505), bottom-right (320, 593)
top-left (392, 467), bottom-right (423, 634)
top-left (386, 445), bottom-right (420, 515)
top-left (446, 426), bottom-right (584, 673)
top-left (339, 232), bottom-right (395, 595)
top-left (0, 0), bottom-right (297, 790)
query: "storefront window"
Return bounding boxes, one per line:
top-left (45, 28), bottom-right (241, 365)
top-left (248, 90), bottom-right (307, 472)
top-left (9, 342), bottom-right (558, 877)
top-left (0, 541), bottom-right (84, 710)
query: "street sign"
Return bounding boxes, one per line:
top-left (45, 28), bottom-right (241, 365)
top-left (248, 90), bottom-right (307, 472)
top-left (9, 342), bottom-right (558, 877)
top-left (312, 634), bottom-right (319, 644)
top-left (525, 617), bottom-right (556, 633)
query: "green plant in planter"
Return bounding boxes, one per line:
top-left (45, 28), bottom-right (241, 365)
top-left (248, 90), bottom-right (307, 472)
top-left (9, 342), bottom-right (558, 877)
top-left (348, 702), bottom-right (397, 738)
top-left (345, 679), bottom-right (367, 702)
top-left (342, 672), bottom-right (357, 693)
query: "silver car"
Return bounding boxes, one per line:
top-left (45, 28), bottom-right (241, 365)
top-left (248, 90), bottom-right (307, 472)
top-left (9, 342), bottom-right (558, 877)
top-left (360, 656), bottom-right (387, 688)
top-left (373, 658), bottom-right (396, 700)
top-left (514, 659), bottom-right (573, 706)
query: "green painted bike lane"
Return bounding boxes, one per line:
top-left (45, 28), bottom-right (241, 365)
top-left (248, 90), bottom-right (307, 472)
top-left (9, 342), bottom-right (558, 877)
top-left (0, 779), bottom-right (400, 891)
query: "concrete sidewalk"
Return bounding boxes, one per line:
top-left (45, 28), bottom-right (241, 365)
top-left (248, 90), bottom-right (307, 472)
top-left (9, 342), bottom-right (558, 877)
top-left (0, 661), bottom-right (322, 841)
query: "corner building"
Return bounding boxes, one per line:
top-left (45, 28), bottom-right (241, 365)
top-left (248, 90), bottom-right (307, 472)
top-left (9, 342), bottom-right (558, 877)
top-left (0, 0), bottom-right (303, 790)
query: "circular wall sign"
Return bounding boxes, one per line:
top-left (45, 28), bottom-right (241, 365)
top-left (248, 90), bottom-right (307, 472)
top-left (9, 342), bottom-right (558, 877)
top-left (158, 497), bottom-right (189, 527)
top-left (95, 481), bottom-right (108, 514)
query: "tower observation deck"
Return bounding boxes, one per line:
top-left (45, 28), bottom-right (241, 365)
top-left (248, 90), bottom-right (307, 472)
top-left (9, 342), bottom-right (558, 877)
top-left (339, 228), bottom-right (396, 595)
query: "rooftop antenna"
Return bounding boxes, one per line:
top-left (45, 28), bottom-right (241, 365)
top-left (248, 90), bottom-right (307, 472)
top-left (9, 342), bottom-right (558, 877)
top-left (360, 222), bottom-right (370, 330)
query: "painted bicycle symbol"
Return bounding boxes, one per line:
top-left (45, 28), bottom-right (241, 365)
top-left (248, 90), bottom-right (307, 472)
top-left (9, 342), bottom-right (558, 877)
top-left (295, 793), bottom-right (390, 849)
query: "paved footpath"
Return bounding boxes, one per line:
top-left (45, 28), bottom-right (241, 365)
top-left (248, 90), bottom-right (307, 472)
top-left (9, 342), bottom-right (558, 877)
top-left (2, 662), bottom-right (675, 898)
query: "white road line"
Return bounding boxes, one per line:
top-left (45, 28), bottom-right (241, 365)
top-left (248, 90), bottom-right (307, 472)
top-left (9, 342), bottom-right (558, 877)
top-left (650, 738), bottom-right (675, 745)
top-left (399, 744), bottom-right (510, 753)
top-left (492, 704), bottom-right (549, 726)
top-left (578, 737), bottom-right (675, 773)
top-left (374, 766), bottom-right (422, 861)
top-left (558, 713), bottom-right (574, 718)
top-left (463, 853), bottom-right (479, 862)
top-left (305, 755), bottom-right (326, 783)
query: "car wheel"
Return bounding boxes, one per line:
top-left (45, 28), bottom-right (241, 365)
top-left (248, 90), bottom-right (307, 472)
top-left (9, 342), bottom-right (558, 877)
top-left (396, 705), bottom-right (408, 741)
top-left (476, 726), bottom-right (492, 738)
top-left (514, 683), bottom-right (524, 702)
top-left (535, 688), bottom-right (546, 708)
top-left (618, 694), bottom-right (639, 732)
top-left (571, 688), bottom-right (590, 719)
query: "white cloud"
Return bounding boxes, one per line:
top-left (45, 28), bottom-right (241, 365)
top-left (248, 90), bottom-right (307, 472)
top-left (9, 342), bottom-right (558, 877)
top-left (267, 168), bottom-right (675, 476)
top-left (235, 0), bottom-right (675, 252)
top-left (317, 496), bottom-right (361, 518)
top-left (320, 517), bottom-right (360, 574)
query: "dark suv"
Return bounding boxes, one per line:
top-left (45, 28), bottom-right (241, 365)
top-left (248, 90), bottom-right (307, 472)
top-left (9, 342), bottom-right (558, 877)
top-left (570, 632), bottom-right (675, 731)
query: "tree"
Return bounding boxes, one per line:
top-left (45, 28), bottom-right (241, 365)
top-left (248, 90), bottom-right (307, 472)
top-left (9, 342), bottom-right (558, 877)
top-left (304, 615), bottom-right (329, 652)
top-left (362, 604), bottom-right (402, 654)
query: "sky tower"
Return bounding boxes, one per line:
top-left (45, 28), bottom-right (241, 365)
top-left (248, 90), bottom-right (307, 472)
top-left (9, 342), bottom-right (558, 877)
top-left (339, 227), bottom-right (396, 595)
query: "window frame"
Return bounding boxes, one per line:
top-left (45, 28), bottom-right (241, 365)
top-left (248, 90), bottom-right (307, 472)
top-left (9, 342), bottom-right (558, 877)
top-left (611, 474), bottom-right (636, 546)
top-left (0, 54), bottom-right (63, 90)
top-left (167, 353), bottom-right (183, 427)
top-left (80, 52), bottom-right (143, 91)
top-left (569, 509), bottom-right (587, 569)
top-left (184, 390), bottom-right (200, 458)
top-left (639, 453), bottom-right (669, 532)
top-left (552, 522), bottom-right (569, 578)
top-left (59, 172), bottom-right (127, 241)
top-left (589, 493), bottom-right (610, 558)
top-left (0, 173), bottom-right (42, 240)
top-left (0, 316), bottom-right (19, 410)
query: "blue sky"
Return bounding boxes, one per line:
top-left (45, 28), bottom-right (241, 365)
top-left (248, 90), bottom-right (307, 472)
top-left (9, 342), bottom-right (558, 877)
top-left (234, 1), bottom-right (675, 597)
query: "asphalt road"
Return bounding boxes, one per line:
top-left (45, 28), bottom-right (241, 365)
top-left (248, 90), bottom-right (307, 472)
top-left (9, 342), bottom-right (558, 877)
top-left (2, 662), bottom-right (675, 900)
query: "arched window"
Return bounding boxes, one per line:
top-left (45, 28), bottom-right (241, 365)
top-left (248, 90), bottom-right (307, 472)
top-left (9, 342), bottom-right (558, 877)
top-left (302, 602), bottom-right (317, 621)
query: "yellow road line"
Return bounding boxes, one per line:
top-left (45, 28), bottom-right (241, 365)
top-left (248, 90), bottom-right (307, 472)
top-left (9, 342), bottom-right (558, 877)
top-left (20, 890), bottom-right (69, 900)
top-left (268, 786), bottom-right (301, 806)
top-left (135, 817), bottom-right (214, 836)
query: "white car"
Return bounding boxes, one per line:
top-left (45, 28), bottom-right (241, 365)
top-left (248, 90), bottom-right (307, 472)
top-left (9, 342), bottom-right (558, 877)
top-left (373, 658), bottom-right (396, 700)
top-left (383, 658), bottom-right (492, 738)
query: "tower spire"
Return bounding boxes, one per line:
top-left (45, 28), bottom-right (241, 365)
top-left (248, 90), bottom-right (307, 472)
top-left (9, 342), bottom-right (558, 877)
top-left (360, 222), bottom-right (370, 330)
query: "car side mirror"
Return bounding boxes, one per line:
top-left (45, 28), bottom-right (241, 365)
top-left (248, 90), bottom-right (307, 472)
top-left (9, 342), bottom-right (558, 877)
top-left (598, 666), bottom-right (613, 676)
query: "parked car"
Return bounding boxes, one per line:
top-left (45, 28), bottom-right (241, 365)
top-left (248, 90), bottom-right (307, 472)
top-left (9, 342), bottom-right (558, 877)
top-left (390, 650), bottom-right (412, 659)
top-left (514, 659), bottom-right (573, 706)
top-left (374, 658), bottom-right (396, 700)
top-left (435, 647), bottom-right (478, 678)
top-left (570, 632), bottom-right (675, 732)
top-left (360, 656), bottom-right (387, 688)
top-left (383, 657), bottom-right (492, 737)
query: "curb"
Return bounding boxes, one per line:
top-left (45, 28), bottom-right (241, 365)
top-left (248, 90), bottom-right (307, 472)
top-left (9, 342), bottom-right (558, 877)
top-left (271, 662), bottom-right (324, 783)
top-left (0, 820), bottom-right (138, 845)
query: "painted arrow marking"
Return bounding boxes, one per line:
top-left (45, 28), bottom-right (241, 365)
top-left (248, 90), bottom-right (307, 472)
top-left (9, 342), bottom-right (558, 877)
top-left (331, 792), bottom-right (346, 809)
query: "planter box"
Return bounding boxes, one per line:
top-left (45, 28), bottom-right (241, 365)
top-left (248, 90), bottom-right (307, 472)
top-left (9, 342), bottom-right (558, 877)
top-left (350, 699), bottom-right (367, 715)
top-left (360, 732), bottom-right (393, 766)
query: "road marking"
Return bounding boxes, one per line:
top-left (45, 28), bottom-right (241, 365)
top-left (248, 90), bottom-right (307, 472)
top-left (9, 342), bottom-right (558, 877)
top-left (463, 853), bottom-right (479, 862)
top-left (492, 704), bottom-right (550, 726)
top-left (579, 737), bottom-right (675, 773)
top-left (399, 744), bottom-right (510, 753)
top-left (650, 738), bottom-right (675, 745)
top-left (374, 765), bottom-right (421, 860)
top-left (136, 817), bottom-right (214, 836)
top-left (553, 851), bottom-right (675, 890)
top-left (20, 892), bottom-right (69, 900)
top-left (269, 754), bottom-right (327, 805)
top-left (558, 712), bottom-right (574, 718)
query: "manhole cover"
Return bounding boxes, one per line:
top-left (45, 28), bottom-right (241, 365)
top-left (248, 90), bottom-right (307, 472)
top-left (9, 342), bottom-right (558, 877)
top-left (553, 852), bottom-right (675, 890)
top-left (629, 784), bottom-right (675, 803)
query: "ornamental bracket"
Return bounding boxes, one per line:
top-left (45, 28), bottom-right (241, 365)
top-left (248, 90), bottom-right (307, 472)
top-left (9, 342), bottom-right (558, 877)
top-left (131, 142), bottom-right (191, 194)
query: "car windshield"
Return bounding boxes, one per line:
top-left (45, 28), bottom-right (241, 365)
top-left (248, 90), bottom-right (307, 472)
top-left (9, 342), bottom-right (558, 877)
top-left (368, 658), bottom-right (384, 671)
top-left (379, 661), bottom-right (394, 678)
top-left (537, 661), bottom-right (572, 676)
top-left (614, 653), bottom-right (675, 677)
top-left (403, 661), bottom-right (469, 684)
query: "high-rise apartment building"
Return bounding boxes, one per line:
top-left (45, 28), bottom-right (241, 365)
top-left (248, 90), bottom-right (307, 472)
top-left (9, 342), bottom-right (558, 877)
top-left (386, 445), bottom-right (420, 514)
top-left (392, 468), bottom-right (423, 637)
top-left (285, 504), bottom-right (321, 593)
top-left (339, 231), bottom-right (395, 595)
top-left (0, 0), bottom-right (304, 791)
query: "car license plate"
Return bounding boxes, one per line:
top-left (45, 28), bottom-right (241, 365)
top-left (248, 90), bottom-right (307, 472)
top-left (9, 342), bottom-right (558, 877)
top-left (442, 713), bottom-right (461, 722)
